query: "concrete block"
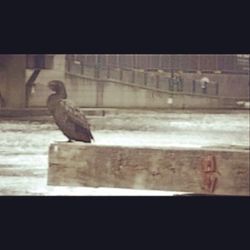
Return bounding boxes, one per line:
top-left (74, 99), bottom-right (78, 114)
top-left (48, 143), bottom-right (250, 196)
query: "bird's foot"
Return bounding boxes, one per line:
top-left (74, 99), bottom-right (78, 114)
top-left (67, 139), bottom-right (73, 143)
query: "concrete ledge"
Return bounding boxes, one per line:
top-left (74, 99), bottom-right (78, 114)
top-left (48, 143), bottom-right (250, 196)
top-left (0, 108), bottom-right (105, 117)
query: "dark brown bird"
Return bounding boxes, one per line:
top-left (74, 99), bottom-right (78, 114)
top-left (47, 80), bottom-right (94, 143)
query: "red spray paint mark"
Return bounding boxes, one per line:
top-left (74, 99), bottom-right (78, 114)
top-left (200, 155), bottom-right (220, 193)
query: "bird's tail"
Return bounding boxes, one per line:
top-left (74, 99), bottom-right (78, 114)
top-left (89, 131), bottom-right (95, 143)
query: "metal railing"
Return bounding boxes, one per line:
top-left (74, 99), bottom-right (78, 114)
top-left (65, 58), bottom-right (221, 96)
top-left (66, 54), bottom-right (249, 75)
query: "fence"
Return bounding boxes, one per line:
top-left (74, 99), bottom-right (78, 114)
top-left (66, 54), bottom-right (249, 75)
top-left (65, 57), bottom-right (221, 96)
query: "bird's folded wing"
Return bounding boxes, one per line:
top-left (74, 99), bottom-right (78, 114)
top-left (59, 100), bottom-right (91, 129)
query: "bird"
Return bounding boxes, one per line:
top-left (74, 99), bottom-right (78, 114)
top-left (47, 80), bottom-right (94, 143)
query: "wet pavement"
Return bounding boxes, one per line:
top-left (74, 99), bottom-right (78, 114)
top-left (0, 111), bottom-right (249, 195)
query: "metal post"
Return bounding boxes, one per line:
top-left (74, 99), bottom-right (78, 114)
top-left (215, 81), bottom-right (219, 96)
top-left (107, 65), bottom-right (110, 79)
top-left (170, 55), bottom-right (173, 75)
top-left (159, 55), bottom-right (162, 70)
top-left (198, 54), bottom-right (201, 72)
top-left (66, 55), bottom-right (71, 72)
top-left (132, 55), bottom-right (136, 83)
top-left (119, 68), bottom-right (123, 81)
top-left (248, 54), bottom-right (250, 88)
top-left (192, 80), bottom-right (196, 93)
top-left (215, 55), bottom-right (218, 72)
top-left (178, 76), bottom-right (183, 92)
top-left (107, 55), bottom-right (110, 78)
top-left (144, 70), bottom-right (148, 86)
top-left (156, 74), bottom-right (159, 88)
top-left (169, 77), bottom-right (173, 91)
top-left (116, 54), bottom-right (119, 68)
top-left (132, 69), bottom-right (135, 83)
top-left (80, 55), bottom-right (85, 75)
top-left (95, 55), bottom-right (101, 78)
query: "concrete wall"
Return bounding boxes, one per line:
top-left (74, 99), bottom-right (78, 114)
top-left (28, 60), bottom-right (249, 109)
top-left (29, 71), bottom-right (247, 109)
top-left (0, 55), bottom-right (26, 108)
top-left (65, 74), bottom-right (236, 109)
top-left (48, 143), bottom-right (250, 196)
top-left (69, 64), bottom-right (250, 98)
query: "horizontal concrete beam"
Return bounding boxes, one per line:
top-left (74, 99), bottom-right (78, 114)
top-left (48, 143), bottom-right (250, 196)
top-left (0, 108), bottom-right (105, 117)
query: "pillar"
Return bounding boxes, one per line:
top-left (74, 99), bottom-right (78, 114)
top-left (0, 54), bottom-right (26, 108)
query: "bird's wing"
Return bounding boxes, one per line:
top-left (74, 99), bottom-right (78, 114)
top-left (58, 99), bottom-right (92, 132)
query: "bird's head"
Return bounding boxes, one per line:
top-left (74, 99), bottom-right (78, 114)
top-left (48, 80), bottom-right (64, 93)
top-left (48, 80), bottom-right (67, 98)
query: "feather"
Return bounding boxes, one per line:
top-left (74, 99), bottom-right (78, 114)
top-left (59, 100), bottom-right (91, 130)
top-left (47, 80), bottom-right (94, 142)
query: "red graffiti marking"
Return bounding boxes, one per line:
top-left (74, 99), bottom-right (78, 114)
top-left (200, 155), bottom-right (220, 193)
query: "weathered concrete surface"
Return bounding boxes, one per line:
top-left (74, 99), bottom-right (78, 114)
top-left (48, 143), bottom-right (250, 196)
top-left (0, 55), bottom-right (26, 108)
top-left (61, 73), bottom-right (246, 109)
